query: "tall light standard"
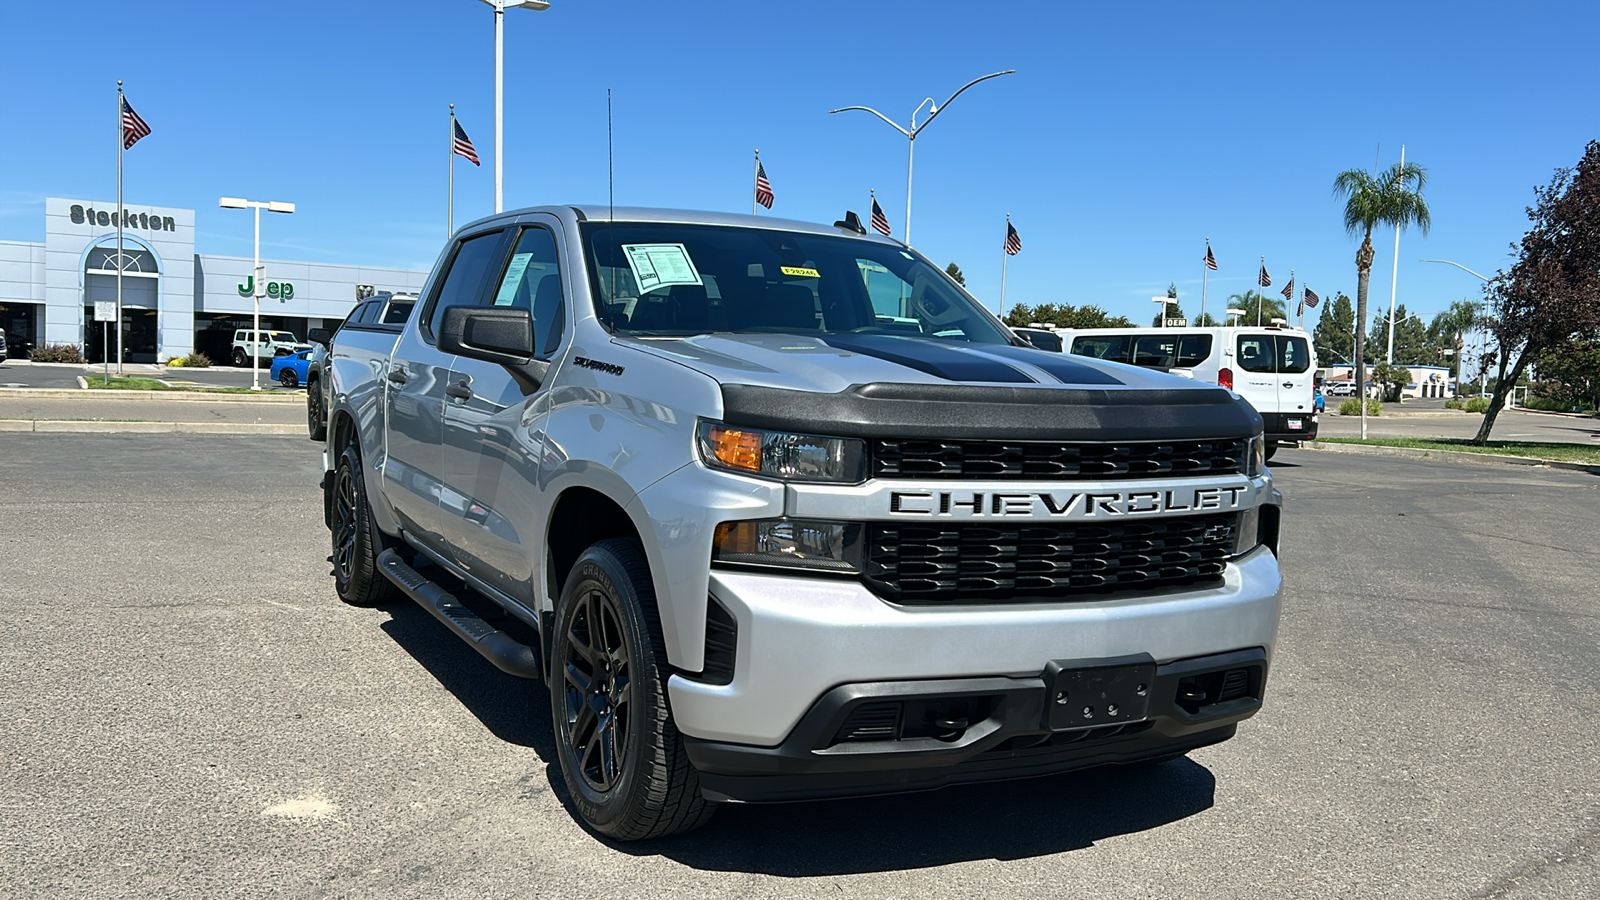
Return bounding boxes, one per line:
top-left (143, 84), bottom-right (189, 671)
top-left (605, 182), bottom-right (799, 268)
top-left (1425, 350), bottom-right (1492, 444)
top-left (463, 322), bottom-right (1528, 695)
top-left (1152, 296), bottom-right (1173, 327)
top-left (1420, 258), bottom-right (1491, 395)
top-left (219, 197), bottom-right (295, 391)
top-left (828, 70), bottom-right (1015, 246)
top-left (474, 0), bottom-right (551, 214)
top-left (1226, 307), bottom-right (1245, 325)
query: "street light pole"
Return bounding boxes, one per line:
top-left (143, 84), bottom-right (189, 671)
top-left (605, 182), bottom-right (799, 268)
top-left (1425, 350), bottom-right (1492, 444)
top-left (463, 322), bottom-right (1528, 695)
top-left (1419, 258), bottom-right (1491, 396)
top-left (220, 197), bottom-right (295, 391)
top-left (475, 0), bottom-right (551, 214)
top-left (829, 70), bottom-right (1015, 246)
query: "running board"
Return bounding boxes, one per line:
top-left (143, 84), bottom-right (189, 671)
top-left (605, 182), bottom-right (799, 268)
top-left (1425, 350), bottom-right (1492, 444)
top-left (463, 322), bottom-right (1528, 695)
top-left (376, 549), bottom-right (542, 680)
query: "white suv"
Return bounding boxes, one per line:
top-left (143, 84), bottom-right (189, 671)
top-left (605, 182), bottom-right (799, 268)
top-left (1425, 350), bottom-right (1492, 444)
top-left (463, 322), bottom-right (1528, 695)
top-left (231, 329), bottom-right (310, 367)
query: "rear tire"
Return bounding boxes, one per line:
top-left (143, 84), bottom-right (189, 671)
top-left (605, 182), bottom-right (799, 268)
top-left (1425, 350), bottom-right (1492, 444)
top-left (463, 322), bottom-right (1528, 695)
top-left (306, 378), bottom-right (326, 441)
top-left (331, 443), bottom-right (399, 607)
top-left (551, 539), bottom-right (716, 840)
top-left (279, 369), bottom-right (299, 388)
top-left (232, 348), bottom-right (247, 367)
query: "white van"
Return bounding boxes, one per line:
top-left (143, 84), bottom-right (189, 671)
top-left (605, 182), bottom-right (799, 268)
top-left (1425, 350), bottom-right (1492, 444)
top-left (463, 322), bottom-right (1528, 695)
top-left (1059, 326), bottom-right (1318, 457)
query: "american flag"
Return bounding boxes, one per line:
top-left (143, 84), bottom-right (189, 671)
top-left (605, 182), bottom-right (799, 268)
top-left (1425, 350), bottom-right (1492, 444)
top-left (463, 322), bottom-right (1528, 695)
top-left (870, 196), bottom-right (891, 236)
top-left (121, 95), bottom-right (151, 150)
top-left (1004, 221), bottom-right (1022, 255)
top-left (1304, 286), bottom-right (1320, 308)
top-left (1281, 277), bottom-right (1294, 301)
top-left (1258, 264), bottom-right (1271, 287)
top-left (1204, 242), bottom-right (1218, 271)
top-left (452, 118), bottom-right (480, 166)
top-left (1297, 299), bottom-right (1304, 318)
top-left (754, 160), bottom-right (774, 209)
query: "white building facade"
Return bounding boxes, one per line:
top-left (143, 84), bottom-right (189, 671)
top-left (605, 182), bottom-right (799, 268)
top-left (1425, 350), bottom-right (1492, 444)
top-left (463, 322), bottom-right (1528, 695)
top-left (0, 198), bottom-right (428, 363)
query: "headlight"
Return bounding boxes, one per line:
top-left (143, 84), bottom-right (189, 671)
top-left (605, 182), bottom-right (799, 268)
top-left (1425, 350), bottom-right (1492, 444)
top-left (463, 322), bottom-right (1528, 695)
top-left (697, 421), bottom-right (866, 484)
top-left (712, 518), bottom-right (862, 573)
top-left (1243, 433), bottom-right (1266, 478)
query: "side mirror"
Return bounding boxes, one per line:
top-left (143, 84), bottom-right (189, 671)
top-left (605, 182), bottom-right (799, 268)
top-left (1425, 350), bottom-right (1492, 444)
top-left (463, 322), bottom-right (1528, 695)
top-left (308, 328), bottom-right (331, 346)
top-left (439, 306), bottom-right (534, 365)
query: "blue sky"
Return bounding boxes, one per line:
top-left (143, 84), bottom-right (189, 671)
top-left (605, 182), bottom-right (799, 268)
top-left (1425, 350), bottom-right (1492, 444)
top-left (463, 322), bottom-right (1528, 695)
top-left (3, 1), bottom-right (1597, 328)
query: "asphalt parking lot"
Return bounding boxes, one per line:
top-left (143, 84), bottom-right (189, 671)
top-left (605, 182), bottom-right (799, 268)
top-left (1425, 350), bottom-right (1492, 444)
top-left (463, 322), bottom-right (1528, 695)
top-left (2, 436), bottom-right (1596, 898)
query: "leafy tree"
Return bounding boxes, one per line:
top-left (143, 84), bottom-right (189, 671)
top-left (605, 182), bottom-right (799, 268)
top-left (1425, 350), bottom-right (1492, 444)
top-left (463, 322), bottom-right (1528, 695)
top-left (945, 262), bottom-right (965, 286)
top-left (1370, 362), bottom-right (1414, 402)
top-left (1368, 305), bottom-right (1432, 366)
top-left (1474, 140), bottom-right (1600, 443)
top-left (1151, 283), bottom-right (1186, 326)
top-left (1005, 303), bottom-right (1134, 329)
top-left (1313, 292), bottom-right (1357, 364)
top-left (1333, 160), bottom-right (1432, 416)
top-left (1227, 290), bottom-right (1287, 326)
top-left (1427, 299), bottom-right (1482, 390)
top-left (1532, 338), bottom-right (1600, 410)
top-left (1192, 312), bottom-right (1223, 327)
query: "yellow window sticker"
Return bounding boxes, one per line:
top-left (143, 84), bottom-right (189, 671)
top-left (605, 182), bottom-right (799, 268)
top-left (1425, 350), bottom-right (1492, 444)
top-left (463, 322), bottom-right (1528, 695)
top-left (780, 266), bottom-right (820, 278)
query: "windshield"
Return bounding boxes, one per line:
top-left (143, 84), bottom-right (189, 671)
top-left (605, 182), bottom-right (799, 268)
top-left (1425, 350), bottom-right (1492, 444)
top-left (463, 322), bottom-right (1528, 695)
top-left (269, 332), bottom-right (297, 342)
top-left (580, 222), bottom-right (1011, 344)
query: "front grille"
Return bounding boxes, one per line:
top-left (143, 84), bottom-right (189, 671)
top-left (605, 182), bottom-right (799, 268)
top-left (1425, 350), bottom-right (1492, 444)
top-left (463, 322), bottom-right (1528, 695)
top-left (864, 513), bottom-right (1236, 604)
top-left (872, 438), bottom-right (1248, 480)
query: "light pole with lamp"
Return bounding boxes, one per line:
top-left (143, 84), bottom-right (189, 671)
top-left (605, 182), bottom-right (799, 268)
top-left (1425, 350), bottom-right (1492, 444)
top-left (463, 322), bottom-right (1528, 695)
top-left (828, 70), bottom-right (1015, 246)
top-left (1152, 296), bottom-right (1173, 327)
top-left (1226, 307), bottom-right (1244, 325)
top-left (1419, 258), bottom-right (1491, 396)
top-left (473, 0), bottom-right (551, 214)
top-left (219, 197), bottom-right (295, 391)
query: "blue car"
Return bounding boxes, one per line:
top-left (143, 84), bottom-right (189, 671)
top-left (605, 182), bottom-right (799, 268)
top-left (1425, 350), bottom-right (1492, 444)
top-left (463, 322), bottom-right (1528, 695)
top-left (270, 350), bottom-right (311, 388)
top-left (1314, 386), bottom-right (1326, 413)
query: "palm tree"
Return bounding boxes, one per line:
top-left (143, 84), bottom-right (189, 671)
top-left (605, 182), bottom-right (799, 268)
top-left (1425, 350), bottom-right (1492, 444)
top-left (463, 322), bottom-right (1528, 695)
top-left (1332, 161), bottom-right (1431, 401)
top-left (1226, 290), bottom-right (1286, 325)
top-left (1429, 298), bottom-right (1482, 393)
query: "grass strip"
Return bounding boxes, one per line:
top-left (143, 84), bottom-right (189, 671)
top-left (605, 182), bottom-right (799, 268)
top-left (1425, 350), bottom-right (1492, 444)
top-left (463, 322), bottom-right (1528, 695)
top-left (83, 376), bottom-right (261, 394)
top-left (1316, 436), bottom-right (1600, 465)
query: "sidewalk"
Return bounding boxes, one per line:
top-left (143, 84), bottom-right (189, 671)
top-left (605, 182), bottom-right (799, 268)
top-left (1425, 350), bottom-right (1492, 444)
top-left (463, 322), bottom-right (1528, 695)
top-left (0, 390), bottom-right (306, 435)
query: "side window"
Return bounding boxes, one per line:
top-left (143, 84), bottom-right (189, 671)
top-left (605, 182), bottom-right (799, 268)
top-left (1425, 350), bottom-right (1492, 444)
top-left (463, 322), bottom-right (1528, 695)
top-left (1070, 335), bottom-right (1130, 363)
top-left (1174, 334), bottom-right (1213, 368)
top-left (487, 227), bottom-right (565, 357)
top-left (426, 231), bottom-right (505, 340)
top-left (1236, 336), bottom-right (1275, 373)
top-left (382, 299), bottom-right (415, 325)
top-left (353, 301), bottom-right (379, 325)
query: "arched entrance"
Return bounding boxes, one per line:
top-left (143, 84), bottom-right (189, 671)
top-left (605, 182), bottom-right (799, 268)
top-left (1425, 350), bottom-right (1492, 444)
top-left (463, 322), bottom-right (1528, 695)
top-left (81, 235), bottom-right (161, 363)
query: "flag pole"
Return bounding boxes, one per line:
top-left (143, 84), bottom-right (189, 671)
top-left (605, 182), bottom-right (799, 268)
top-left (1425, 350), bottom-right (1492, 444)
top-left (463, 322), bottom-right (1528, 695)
top-left (448, 105), bottom-right (455, 238)
top-left (752, 150), bottom-right (759, 215)
top-left (115, 81), bottom-right (125, 374)
top-left (999, 213), bottom-right (1010, 318)
top-left (1201, 238), bottom-right (1209, 325)
top-left (1257, 256), bottom-right (1264, 327)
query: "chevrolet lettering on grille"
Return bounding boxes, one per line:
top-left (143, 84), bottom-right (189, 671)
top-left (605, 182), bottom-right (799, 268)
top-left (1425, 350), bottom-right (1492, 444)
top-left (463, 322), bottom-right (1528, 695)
top-left (887, 486), bottom-right (1249, 518)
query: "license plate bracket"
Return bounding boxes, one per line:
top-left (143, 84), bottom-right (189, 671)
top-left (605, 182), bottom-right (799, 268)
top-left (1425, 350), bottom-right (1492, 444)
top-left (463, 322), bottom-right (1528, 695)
top-left (1043, 655), bottom-right (1156, 731)
top-left (1287, 417), bottom-right (1304, 430)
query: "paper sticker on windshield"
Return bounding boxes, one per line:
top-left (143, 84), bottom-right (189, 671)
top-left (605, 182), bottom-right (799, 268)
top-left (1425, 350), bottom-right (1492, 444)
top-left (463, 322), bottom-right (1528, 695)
top-left (780, 266), bottom-right (820, 278)
top-left (622, 243), bottom-right (702, 294)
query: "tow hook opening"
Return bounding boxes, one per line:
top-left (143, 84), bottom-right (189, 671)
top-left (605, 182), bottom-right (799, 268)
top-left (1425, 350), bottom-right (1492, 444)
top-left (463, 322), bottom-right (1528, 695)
top-left (832, 696), bottom-right (1000, 746)
top-left (1174, 666), bottom-right (1259, 715)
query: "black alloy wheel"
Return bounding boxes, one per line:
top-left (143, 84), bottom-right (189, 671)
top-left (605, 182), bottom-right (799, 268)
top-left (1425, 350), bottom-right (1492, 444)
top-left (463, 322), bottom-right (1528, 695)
top-left (330, 443), bottom-right (398, 607)
top-left (306, 379), bottom-right (326, 441)
top-left (279, 369), bottom-right (299, 388)
top-left (562, 586), bottom-right (633, 793)
top-left (551, 540), bottom-right (715, 839)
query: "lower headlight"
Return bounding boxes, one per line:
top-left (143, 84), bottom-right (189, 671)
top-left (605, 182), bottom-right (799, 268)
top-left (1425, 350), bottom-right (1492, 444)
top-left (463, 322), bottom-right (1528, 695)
top-left (712, 518), bottom-right (862, 573)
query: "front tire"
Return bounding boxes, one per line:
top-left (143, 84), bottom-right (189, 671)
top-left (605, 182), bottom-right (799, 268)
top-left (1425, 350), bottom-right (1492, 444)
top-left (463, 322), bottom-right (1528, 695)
top-left (331, 443), bottom-right (399, 607)
top-left (551, 539), bottom-right (715, 840)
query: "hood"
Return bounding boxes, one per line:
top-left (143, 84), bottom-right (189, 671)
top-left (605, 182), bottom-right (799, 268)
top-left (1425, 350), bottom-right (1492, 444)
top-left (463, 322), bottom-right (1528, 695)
top-left (621, 332), bottom-right (1261, 441)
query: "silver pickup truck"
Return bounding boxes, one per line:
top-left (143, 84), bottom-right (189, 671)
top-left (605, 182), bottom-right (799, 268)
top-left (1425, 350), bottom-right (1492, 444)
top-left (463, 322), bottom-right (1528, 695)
top-left (320, 206), bottom-right (1284, 840)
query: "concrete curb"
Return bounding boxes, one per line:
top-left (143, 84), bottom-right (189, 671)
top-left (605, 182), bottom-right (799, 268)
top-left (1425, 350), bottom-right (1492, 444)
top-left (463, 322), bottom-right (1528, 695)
top-left (1299, 440), bottom-right (1600, 476)
top-left (0, 419), bottom-right (303, 435)
top-left (0, 387), bottom-right (301, 403)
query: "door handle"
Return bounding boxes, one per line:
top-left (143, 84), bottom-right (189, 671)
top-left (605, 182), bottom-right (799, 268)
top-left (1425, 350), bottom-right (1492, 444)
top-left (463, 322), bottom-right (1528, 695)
top-left (387, 368), bottom-right (409, 385)
top-left (1283, 381), bottom-right (1294, 389)
top-left (445, 381), bottom-right (473, 401)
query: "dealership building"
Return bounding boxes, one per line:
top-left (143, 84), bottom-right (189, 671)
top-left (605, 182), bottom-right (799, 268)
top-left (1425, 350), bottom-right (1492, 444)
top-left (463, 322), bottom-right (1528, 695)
top-left (0, 198), bottom-right (429, 363)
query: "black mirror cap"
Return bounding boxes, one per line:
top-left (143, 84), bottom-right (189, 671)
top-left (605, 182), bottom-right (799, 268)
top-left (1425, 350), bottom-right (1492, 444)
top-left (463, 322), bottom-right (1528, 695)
top-left (439, 305), bottom-right (535, 366)
top-left (307, 328), bottom-right (331, 347)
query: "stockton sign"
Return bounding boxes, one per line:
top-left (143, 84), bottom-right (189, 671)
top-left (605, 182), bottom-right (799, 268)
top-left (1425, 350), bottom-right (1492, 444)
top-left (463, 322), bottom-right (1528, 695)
top-left (237, 275), bottom-right (295, 299)
top-left (68, 204), bottom-right (176, 232)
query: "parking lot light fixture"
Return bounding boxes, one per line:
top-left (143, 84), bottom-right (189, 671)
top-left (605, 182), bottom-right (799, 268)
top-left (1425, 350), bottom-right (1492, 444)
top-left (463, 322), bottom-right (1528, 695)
top-left (473, 0), bottom-right (552, 214)
top-left (1226, 307), bottom-right (1244, 325)
top-left (828, 70), bottom-right (1014, 246)
top-left (218, 196), bottom-right (295, 391)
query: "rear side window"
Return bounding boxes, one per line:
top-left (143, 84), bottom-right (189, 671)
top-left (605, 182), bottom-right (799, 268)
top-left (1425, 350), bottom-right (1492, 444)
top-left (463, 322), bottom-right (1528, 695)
top-left (381, 299), bottom-right (415, 325)
top-left (426, 231), bottom-right (505, 339)
top-left (1237, 334), bottom-right (1311, 373)
top-left (353, 301), bottom-right (380, 325)
top-left (1070, 335), bottom-right (1130, 363)
top-left (1132, 334), bottom-right (1212, 368)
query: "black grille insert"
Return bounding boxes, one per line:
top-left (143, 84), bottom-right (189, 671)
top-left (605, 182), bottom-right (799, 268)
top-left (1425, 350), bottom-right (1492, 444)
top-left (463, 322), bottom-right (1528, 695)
top-left (872, 438), bottom-right (1248, 480)
top-left (865, 514), bottom-right (1236, 604)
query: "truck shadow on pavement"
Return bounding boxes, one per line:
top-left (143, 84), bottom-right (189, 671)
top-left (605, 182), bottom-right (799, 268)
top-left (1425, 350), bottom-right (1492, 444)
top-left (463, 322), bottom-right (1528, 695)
top-left (620, 760), bottom-right (1215, 874)
top-left (377, 600), bottom-right (1216, 873)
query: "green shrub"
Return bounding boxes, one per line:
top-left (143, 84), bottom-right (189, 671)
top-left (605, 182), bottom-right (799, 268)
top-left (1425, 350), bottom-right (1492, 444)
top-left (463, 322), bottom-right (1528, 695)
top-left (169, 351), bottom-right (212, 368)
top-left (29, 343), bottom-right (85, 363)
top-left (1338, 398), bottom-right (1382, 416)
top-left (1444, 399), bottom-right (1465, 410)
top-left (1521, 394), bottom-right (1578, 412)
top-left (1464, 397), bottom-right (1491, 414)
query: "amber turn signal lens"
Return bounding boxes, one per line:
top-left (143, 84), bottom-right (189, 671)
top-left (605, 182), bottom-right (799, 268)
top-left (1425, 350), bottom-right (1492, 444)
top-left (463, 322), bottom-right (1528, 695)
top-left (707, 425), bottom-right (762, 472)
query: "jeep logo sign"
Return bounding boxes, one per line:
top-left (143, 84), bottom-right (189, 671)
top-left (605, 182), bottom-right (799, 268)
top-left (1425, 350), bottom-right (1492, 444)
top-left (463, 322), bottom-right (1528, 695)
top-left (237, 275), bottom-right (294, 299)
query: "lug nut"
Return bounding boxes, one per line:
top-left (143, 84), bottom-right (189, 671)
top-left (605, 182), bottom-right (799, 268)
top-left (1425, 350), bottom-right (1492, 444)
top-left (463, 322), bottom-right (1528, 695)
top-left (1083, 706), bottom-right (1094, 718)
top-left (1055, 691), bottom-right (1067, 705)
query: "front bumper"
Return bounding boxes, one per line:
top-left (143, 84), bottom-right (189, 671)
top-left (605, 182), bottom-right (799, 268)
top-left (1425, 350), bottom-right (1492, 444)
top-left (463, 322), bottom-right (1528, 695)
top-left (667, 544), bottom-right (1281, 750)
top-left (685, 647), bottom-right (1265, 803)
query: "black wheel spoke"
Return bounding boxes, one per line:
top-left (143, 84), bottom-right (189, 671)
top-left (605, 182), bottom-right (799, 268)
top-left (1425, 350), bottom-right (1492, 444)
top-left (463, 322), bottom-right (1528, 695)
top-left (563, 661), bottom-right (592, 696)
